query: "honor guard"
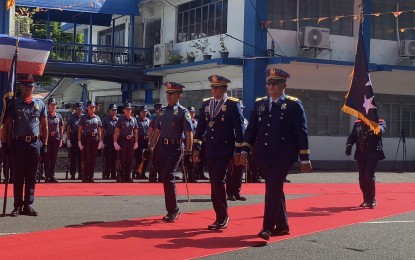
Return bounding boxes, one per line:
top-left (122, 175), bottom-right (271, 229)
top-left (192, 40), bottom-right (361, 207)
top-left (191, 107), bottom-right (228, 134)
top-left (0, 74), bottom-right (48, 216)
top-left (44, 98), bottom-right (63, 183)
top-left (182, 106), bottom-right (197, 183)
top-left (148, 103), bottom-right (163, 183)
top-left (113, 103), bottom-right (139, 182)
top-left (346, 119), bottom-right (386, 209)
top-left (102, 104), bottom-right (119, 179)
top-left (192, 75), bottom-right (245, 230)
top-left (241, 68), bottom-right (312, 241)
top-left (67, 102), bottom-right (84, 180)
top-left (78, 101), bottom-right (103, 182)
top-left (148, 82), bottom-right (193, 222)
top-left (134, 105), bottom-right (150, 180)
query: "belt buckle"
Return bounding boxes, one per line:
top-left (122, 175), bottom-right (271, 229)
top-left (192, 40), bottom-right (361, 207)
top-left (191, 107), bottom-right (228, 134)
top-left (163, 138), bottom-right (168, 145)
top-left (127, 135), bottom-right (132, 140)
top-left (50, 132), bottom-right (56, 136)
top-left (25, 136), bottom-right (31, 142)
top-left (92, 132), bottom-right (96, 137)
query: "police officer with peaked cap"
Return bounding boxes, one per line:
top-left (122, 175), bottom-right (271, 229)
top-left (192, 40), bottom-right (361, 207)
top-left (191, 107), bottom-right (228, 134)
top-left (113, 102), bottom-right (139, 182)
top-left (241, 68), bottom-right (312, 241)
top-left (101, 104), bottom-right (119, 179)
top-left (78, 101), bottom-right (103, 182)
top-left (134, 105), bottom-right (150, 179)
top-left (192, 75), bottom-right (245, 230)
top-left (148, 103), bottom-right (163, 183)
top-left (148, 82), bottom-right (193, 222)
top-left (0, 74), bottom-right (48, 216)
top-left (44, 98), bottom-right (64, 183)
top-left (67, 101), bottom-right (84, 180)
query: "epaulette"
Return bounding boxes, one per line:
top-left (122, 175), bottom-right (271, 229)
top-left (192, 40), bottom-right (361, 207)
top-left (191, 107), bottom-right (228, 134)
top-left (203, 97), bottom-right (213, 102)
top-left (255, 96), bottom-right (267, 102)
top-left (285, 95), bottom-right (298, 101)
top-left (227, 97), bottom-right (240, 102)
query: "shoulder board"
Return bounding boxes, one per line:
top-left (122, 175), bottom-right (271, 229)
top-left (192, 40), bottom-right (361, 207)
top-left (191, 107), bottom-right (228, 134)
top-left (227, 97), bottom-right (240, 102)
top-left (179, 105), bottom-right (186, 110)
top-left (203, 97), bottom-right (213, 102)
top-left (285, 95), bottom-right (298, 101)
top-left (255, 96), bottom-right (267, 102)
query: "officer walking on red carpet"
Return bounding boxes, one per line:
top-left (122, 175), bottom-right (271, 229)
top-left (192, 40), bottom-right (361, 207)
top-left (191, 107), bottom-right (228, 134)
top-left (192, 75), bottom-right (245, 230)
top-left (241, 68), bottom-right (312, 241)
top-left (148, 82), bottom-right (193, 222)
top-left (0, 74), bottom-right (48, 216)
top-left (345, 119), bottom-right (386, 209)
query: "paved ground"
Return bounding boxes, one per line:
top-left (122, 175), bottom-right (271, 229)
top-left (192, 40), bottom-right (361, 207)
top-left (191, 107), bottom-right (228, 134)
top-left (0, 171), bottom-right (414, 259)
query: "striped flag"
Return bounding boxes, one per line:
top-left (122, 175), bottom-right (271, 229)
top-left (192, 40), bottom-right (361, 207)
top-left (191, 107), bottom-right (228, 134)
top-left (6, 0), bottom-right (15, 10)
top-left (0, 34), bottom-right (53, 76)
top-left (0, 50), bottom-right (17, 125)
top-left (342, 21), bottom-right (380, 134)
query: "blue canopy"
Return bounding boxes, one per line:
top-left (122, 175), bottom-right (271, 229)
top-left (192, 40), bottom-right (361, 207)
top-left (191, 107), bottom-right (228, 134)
top-left (16, 0), bottom-right (140, 16)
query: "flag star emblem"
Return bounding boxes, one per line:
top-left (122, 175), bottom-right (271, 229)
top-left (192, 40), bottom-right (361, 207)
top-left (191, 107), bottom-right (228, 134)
top-left (363, 95), bottom-right (376, 114)
top-left (365, 73), bottom-right (372, 87)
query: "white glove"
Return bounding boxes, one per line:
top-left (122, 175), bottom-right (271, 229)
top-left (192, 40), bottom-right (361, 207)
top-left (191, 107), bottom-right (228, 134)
top-left (133, 142), bottom-right (138, 150)
top-left (98, 141), bottom-right (104, 149)
top-left (114, 142), bottom-right (121, 151)
top-left (67, 140), bottom-right (72, 148)
top-left (78, 141), bottom-right (84, 150)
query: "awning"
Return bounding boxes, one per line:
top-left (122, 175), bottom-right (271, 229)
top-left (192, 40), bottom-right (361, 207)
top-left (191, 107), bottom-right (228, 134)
top-left (16, 0), bottom-right (140, 16)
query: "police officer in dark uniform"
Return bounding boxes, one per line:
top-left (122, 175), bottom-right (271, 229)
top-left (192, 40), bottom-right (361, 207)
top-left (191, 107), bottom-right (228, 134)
top-left (44, 98), bottom-right (63, 183)
top-left (67, 102), bottom-right (84, 180)
top-left (346, 119), bottom-right (386, 209)
top-left (0, 74), bottom-right (48, 216)
top-left (134, 105), bottom-right (150, 180)
top-left (113, 103), bottom-right (139, 182)
top-left (102, 104), bottom-right (119, 180)
top-left (78, 101), bottom-right (103, 183)
top-left (192, 75), bottom-right (245, 230)
top-left (241, 68), bottom-right (312, 241)
top-left (182, 106), bottom-right (197, 183)
top-left (148, 103), bottom-right (163, 183)
top-left (148, 82), bottom-right (193, 222)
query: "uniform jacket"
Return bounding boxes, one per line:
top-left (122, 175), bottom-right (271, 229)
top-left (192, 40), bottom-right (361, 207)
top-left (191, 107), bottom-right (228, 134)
top-left (194, 96), bottom-right (244, 158)
top-left (346, 119), bottom-right (386, 161)
top-left (242, 94), bottom-right (309, 166)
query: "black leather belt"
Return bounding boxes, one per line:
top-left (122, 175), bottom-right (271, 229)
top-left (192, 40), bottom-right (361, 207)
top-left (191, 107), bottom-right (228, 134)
top-left (120, 135), bottom-right (133, 140)
top-left (161, 138), bottom-right (181, 145)
top-left (15, 135), bottom-right (39, 143)
top-left (83, 132), bottom-right (97, 136)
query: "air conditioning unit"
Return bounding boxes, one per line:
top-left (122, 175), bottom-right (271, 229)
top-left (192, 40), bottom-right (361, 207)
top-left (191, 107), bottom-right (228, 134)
top-left (400, 40), bottom-right (415, 57)
top-left (15, 16), bottom-right (31, 37)
top-left (301, 26), bottom-right (330, 49)
top-left (153, 43), bottom-right (172, 66)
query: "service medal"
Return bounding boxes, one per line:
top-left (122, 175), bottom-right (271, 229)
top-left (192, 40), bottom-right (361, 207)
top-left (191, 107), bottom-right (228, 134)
top-left (258, 105), bottom-right (265, 112)
top-left (221, 105), bottom-right (227, 112)
top-left (208, 121), bottom-right (215, 128)
top-left (173, 110), bottom-right (178, 116)
top-left (205, 106), bottom-right (209, 113)
top-left (281, 103), bottom-right (287, 110)
top-left (34, 104), bottom-right (39, 111)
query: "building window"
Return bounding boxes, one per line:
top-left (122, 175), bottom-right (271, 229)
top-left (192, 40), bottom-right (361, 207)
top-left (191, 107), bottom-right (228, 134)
top-left (98, 24), bottom-right (126, 46)
top-left (268, 0), bottom-right (354, 36)
top-left (177, 0), bottom-right (228, 43)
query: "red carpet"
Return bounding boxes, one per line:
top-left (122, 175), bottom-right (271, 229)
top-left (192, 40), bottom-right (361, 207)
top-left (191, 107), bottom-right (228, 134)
top-left (0, 183), bottom-right (414, 259)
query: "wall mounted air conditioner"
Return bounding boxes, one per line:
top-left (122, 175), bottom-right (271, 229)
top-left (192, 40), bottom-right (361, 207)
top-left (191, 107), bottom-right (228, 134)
top-left (15, 16), bottom-right (31, 37)
top-left (153, 43), bottom-right (172, 65)
top-left (400, 40), bottom-right (415, 57)
top-left (300, 26), bottom-right (330, 49)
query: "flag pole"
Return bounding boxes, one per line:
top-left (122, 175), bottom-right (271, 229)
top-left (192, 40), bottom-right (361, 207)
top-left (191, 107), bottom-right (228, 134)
top-left (2, 37), bottom-right (18, 217)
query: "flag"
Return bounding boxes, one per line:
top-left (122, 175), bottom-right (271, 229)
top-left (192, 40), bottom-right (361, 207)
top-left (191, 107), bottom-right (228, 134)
top-left (342, 21), bottom-right (380, 134)
top-left (0, 34), bottom-right (53, 76)
top-left (6, 0), bottom-right (15, 10)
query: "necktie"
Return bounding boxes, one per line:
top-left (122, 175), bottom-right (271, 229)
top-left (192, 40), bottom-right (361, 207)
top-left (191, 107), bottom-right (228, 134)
top-left (270, 101), bottom-right (277, 113)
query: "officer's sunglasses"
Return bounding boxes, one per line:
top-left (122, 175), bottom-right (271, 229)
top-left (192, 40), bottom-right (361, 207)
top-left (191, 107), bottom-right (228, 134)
top-left (267, 80), bottom-right (285, 86)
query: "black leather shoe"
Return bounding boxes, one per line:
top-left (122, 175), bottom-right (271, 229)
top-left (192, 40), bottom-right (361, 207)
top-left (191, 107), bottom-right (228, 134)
top-left (227, 195), bottom-right (236, 201)
top-left (284, 178), bottom-right (291, 183)
top-left (359, 202), bottom-right (368, 208)
top-left (234, 194), bottom-right (247, 201)
top-left (10, 207), bottom-right (21, 217)
top-left (125, 178), bottom-right (134, 183)
top-left (49, 178), bottom-right (58, 183)
top-left (162, 209), bottom-right (180, 222)
top-left (368, 200), bottom-right (376, 209)
top-left (258, 229), bottom-right (271, 241)
top-left (271, 227), bottom-right (290, 236)
top-left (208, 216), bottom-right (229, 230)
top-left (138, 174), bottom-right (148, 180)
top-left (70, 175), bottom-right (75, 180)
top-left (22, 206), bottom-right (38, 216)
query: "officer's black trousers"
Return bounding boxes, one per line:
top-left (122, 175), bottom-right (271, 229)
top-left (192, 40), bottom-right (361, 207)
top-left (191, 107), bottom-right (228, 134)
top-left (226, 162), bottom-right (243, 197)
top-left (207, 157), bottom-right (232, 221)
top-left (83, 136), bottom-right (99, 180)
top-left (12, 140), bottom-right (40, 208)
top-left (103, 136), bottom-right (116, 178)
top-left (119, 137), bottom-right (134, 180)
top-left (69, 134), bottom-right (82, 177)
top-left (262, 162), bottom-right (293, 230)
top-left (357, 160), bottom-right (378, 203)
top-left (160, 143), bottom-right (181, 213)
top-left (134, 136), bottom-right (149, 175)
top-left (44, 140), bottom-right (60, 179)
